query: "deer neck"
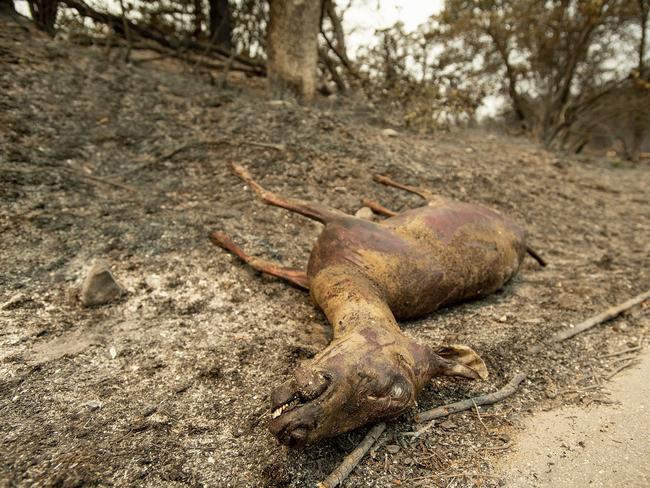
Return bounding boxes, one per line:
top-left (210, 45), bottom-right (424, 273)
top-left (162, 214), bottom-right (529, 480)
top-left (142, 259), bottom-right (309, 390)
top-left (309, 265), bottom-right (401, 339)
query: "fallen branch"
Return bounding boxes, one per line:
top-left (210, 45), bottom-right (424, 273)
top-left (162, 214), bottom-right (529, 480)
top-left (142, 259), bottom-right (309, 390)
top-left (531, 290), bottom-right (650, 352)
top-left (60, 0), bottom-right (265, 75)
top-left (317, 423), bottom-right (386, 488)
top-left (414, 373), bottom-right (526, 423)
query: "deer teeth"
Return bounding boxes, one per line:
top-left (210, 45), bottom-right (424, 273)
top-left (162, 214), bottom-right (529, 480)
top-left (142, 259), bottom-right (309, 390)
top-left (272, 403), bottom-right (289, 418)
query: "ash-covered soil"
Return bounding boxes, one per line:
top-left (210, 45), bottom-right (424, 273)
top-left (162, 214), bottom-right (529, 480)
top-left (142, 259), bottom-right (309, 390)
top-left (1, 18), bottom-right (649, 488)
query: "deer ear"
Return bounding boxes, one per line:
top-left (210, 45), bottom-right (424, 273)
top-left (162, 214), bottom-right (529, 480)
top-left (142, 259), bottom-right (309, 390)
top-left (433, 345), bottom-right (488, 380)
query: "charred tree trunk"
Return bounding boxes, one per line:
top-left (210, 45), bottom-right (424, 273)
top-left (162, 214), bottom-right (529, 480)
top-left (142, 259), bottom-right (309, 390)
top-left (209, 0), bottom-right (231, 51)
top-left (27, 0), bottom-right (58, 36)
top-left (193, 0), bottom-right (204, 38)
top-left (629, 0), bottom-right (649, 162)
top-left (0, 0), bottom-right (16, 16)
top-left (267, 0), bottom-right (321, 102)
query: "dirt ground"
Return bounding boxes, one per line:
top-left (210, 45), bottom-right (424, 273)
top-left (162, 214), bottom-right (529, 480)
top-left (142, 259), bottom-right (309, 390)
top-left (1, 18), bottom-right (649, 488)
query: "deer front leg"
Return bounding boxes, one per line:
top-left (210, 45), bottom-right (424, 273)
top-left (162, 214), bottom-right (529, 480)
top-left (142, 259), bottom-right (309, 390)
top-left (210, 231), bottom-right (310, 289)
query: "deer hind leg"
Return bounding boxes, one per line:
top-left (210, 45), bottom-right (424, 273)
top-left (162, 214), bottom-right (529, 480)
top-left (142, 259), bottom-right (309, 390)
top-left (210, 231), bottom-right (310, 289)
top-left (231, 164), bottom-right (348, 224)
top-left (373, 174), bottom-right (446, 206)
top-left (360, 198), bottom-right (398, 217)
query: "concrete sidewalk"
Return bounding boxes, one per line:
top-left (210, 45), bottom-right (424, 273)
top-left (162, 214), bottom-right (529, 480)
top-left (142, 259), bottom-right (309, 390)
top-left (499, 351), bottom-right (650, 487)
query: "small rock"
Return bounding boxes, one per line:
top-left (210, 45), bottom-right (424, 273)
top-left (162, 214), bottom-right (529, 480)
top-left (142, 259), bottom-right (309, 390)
top-left (1, 293), bottom-right (28, 310)
top-left (141, 403), bottom-right (158, 417)
top-left (613, 321), bottom-right (629, 332)
top-left (84, 400), bottom-right (102, 411)
top-left (465, 147), bottom-right (474, 153)
top-left (439, 419), bottom-right (456, 430)
top-left (385, 444), bottom-right (400, 454)
top-left (381, 128), bottom-right (399, 137)
top-left (552, 158), bottom-right (565, 168)
top-left (354, 206), bottom-right (375, 221)
top-left (268, 99), bottom-right (293, 108)
top-left (213, 207), bottom-right (240, 219)
top-left (80, 260), bottom-right (125, 307)
top-left (498, 314), bottom-right (508, 323)
top-left (145, 274), bottom-right (162, 290)
top-left (499, 433), bottom-right (511, 443)
top-left (108, 346), bottom-right (117, 359)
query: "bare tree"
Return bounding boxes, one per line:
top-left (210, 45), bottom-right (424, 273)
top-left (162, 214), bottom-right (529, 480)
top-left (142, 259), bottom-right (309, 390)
top-left (438, 0), bottom-right (640, 147)
top-left (267, 0), bottom-right (322, 102)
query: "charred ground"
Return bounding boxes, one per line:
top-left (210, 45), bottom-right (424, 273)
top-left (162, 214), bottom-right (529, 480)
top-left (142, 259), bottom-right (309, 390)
top-left (1, 19), bottom-right (649, 487)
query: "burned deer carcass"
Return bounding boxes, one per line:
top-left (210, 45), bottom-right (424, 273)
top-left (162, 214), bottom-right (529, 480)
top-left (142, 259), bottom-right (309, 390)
top-left (211, 164), bottom-right (542, 447)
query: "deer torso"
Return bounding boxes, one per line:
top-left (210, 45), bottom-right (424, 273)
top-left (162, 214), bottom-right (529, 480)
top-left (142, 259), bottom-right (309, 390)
top-left (307, 201), bottom-right (526, 320)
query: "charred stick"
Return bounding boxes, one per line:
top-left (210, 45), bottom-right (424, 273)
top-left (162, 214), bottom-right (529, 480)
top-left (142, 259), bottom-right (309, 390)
top-left (526, 246), bottom-right (547, 267)
top-left (317, 423), bottom-right (386, 488)
top-left (414, 373), bottom-right (526, 423)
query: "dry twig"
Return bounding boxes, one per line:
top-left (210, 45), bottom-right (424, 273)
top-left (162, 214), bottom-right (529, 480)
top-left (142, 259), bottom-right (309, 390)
top-left (606, 358), bottom-right (638, 380)
top-left (58, 165), bottom-right (137, 192)
top-left (530, 289), bottom-right (650, 353)
top-left (317, 423), bottom-right (386, 488)
top-left (113, 139), bottom-right (286, 178)
top-left (552, 290), bottom-right (650, 342)
top-left (415, 373), bottom-right (526, 423)
top-left (598, 344), bottom-right (643, 359)
top-left (471, 398), bottom-right (489, 432)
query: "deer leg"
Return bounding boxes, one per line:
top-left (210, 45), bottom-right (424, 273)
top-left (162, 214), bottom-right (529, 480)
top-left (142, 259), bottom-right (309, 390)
top-left (211, 231), bottom-right (310, 290)
top-left (360, 198), bottom-right (398, 217)
top-left (232, 164), bottom-right (347, 224)
top-left (373, 174), bottom-right (446, 205)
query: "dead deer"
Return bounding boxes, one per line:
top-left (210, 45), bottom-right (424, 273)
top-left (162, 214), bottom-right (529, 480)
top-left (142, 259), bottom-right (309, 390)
top-left (211, 164), bottom-right (543, 447)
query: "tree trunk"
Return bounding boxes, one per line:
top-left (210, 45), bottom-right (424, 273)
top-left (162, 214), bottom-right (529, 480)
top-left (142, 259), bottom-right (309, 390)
top-left (0, 0), bottom-right (16, 16)
top-left (193, 0), bottom-right (204, 38)
top-left (27, 0), bottom-right (58, 36)
top-left (208, 0), bottom-right (231, 51)
top-left (628, 0), bottom-right (649, 162)
top-left (267, 0), bottom-right (321, 102)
